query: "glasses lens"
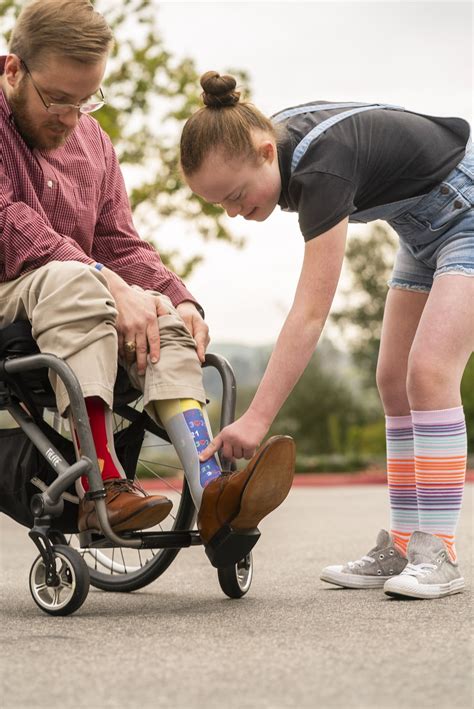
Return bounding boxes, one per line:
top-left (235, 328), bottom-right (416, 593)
top-left (79, 101), bottom-right (105, 114)
top-left (48, 103), bottom-right (78, 115)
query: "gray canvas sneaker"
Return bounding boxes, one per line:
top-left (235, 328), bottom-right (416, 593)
top-left (320, 530), bottom-right (407, 588)
top-left (384, 531), bottom-right (465, 599)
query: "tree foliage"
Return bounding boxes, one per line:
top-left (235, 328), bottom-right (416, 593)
top-left (271, 353), bottom-right (364, 456)
top-left (1, 0), bottom-right (247, 277)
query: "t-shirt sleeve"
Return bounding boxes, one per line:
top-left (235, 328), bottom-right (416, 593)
top-left (290, 171), bottom-right (356, 240)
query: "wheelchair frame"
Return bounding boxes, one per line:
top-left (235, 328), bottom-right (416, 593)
top-left (0, 335), bottom-right (255, 615)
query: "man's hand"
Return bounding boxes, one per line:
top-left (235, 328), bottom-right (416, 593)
top-left (176, 301), bottom-right (210, 364)
top-left (199, 411), bottom-right (270, 461)
top-left (101, 267), bottom-right (170, 374)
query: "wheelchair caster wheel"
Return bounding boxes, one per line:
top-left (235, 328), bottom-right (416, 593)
top-left (29, 544), bottom-right (90, 616)
top-left (217, 552), bottom-right (253, 598)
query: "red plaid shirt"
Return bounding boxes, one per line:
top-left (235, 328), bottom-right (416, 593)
top-left (0, 58), bottom-right (199, 311)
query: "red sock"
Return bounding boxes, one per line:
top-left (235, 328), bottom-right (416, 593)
top-left (80, 397), bottom-right (123, 491)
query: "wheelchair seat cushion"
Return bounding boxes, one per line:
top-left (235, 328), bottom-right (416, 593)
top-left (0, 321), bottom-right (38, 358)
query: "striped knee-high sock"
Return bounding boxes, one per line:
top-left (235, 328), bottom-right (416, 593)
top-left (386, 414), bottom-right (418, 556)
top-left (412, 407), bottom-right (467, 561)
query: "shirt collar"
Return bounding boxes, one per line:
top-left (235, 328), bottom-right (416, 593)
top-left (0, 89), bottom-right (13, 121)
top-left (0, 57), bottom-right (14, 121)
top-left (276, 128), bottom-right (293, 211)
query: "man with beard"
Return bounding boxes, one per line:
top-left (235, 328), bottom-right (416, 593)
top-left (0, 0), bottom-right (295, 557)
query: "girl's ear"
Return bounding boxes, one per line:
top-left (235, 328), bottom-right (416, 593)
top-left (257, 139), bottom-right (277, 164)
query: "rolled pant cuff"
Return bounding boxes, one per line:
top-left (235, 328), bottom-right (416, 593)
top-left (143, 385), bottom-right (207, 408)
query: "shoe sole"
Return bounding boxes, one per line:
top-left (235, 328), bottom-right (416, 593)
top-left (230, 437), bottom-right (295, 530)
top-left (384, 577), bottom-right (465, 599)
top-left (320, 570), bottom-right (388, 589)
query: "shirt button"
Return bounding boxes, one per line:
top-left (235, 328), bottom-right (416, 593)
top-left (440, 185), bottom-right (449, 195)
top-left (47, 180), bottom-right (53, 188)
top-left (453, 199), bottom-right (463, 209)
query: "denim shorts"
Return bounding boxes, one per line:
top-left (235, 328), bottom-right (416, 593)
top-left (387, 146), bottom-right (474, 292)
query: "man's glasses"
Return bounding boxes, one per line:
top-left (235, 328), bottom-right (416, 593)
top-left (20, 60), bottom-right (106, 115)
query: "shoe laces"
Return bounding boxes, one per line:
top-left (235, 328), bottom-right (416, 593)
top-left (347, 555), bottom-right (375, 569)
top-left (402, 562), bottom-right (437, 577)
top-left (105, 478), bottom-right (148, 499)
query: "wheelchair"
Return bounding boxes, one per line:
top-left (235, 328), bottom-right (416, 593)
top-left (0, 321), bottom-right (255, 616)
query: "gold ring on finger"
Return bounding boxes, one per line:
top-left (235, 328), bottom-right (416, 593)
top-left (124, 340), bottom-right (136, 353)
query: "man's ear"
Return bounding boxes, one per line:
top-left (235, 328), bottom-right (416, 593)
top-left (4, 54), bottom-right (24, 87)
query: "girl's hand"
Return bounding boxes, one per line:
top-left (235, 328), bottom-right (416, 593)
top-left (199, 411), bottom-right (270, 461)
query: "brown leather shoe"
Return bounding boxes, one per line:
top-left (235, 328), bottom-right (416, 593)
top-left (197, 435), bottom-right (295, 556)
top-left (78, 479), bottom-right (173, 533)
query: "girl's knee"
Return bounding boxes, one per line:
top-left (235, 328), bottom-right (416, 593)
top-left (406, 353), bottom-right (450, 401)
top-left (376, 366), bottom-right (409, 411)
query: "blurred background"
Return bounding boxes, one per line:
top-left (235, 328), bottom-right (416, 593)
top-left (1, 0), bottom-right (472, 472)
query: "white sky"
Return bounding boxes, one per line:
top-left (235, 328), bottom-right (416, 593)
top-left (155, 1), bottom-right (473, 344)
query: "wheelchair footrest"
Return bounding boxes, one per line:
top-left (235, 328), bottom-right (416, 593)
top-left (78, 529), bottom-right (203, 550)
top-left (205, 525), bottom-right (261, 568)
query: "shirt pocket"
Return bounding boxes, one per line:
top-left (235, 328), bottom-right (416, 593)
top-left (70, 181), bottom-right (101, 254)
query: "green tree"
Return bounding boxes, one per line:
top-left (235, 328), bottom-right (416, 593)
top-left (269, 342), bottom-right (365, 457)
top-left (1, 0), bottom-right (247, 277)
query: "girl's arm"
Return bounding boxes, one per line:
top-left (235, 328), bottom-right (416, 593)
top-left (202, 217), bottom-right (349, 461)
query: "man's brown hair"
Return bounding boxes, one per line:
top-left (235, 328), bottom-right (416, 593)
top-left (9, 0), bottom-right (114, 69)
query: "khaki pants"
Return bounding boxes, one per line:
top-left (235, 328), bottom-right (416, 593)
top-left (0, 261), bottom-right (206, 415)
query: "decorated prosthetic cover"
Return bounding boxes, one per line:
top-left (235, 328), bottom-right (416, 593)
top-left (183, 408), bottom-right (221, 487)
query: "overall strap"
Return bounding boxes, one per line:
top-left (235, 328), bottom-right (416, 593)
top-left (273, 102), bottom-right (404, 172)
top-left (272, 101), bottom-right (374, 122)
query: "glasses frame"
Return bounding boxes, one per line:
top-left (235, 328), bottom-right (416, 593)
top-left (20, 59), bottom-right (106, 115)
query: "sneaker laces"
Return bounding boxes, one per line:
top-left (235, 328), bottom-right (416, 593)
top-left (402, 562), bottom-right (437, 577)
top-left (347, 555), bottom-right (375, 569)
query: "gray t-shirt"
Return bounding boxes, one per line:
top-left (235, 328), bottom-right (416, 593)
top-left (275, 102), bottom-right (470, 240)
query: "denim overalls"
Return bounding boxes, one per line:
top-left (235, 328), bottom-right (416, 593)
top-left (273, 103), bottom-right (474, 291)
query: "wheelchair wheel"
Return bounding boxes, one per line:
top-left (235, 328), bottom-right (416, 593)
top-left (69, 404), bottom-right (196, 593)
top-left (29, 544), bottom-right (90, 616)
top-left (217, 553), bottom-right (253, 599)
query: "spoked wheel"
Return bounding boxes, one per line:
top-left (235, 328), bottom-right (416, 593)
top-left (217, 553), bottom-right (254, 598)
top-left (29, 544), bottom-right (90, 616)
top-left (69, 401), bottom-right (196, 593)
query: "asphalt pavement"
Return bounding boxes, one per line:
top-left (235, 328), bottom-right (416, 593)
top-left (0, 485), bottom-right (472, 709)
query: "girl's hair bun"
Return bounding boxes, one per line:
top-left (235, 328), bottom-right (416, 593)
top-left (200, 71), bottom-right (240, 108)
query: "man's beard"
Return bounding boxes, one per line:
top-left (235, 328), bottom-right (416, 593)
top-left (9, 80), bottom-right (72, 151)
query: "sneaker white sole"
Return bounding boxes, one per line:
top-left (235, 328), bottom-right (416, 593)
top-left (384, 576), bottom-right (465, 599)
top-left (320, 566), bottom-right (389, 589)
